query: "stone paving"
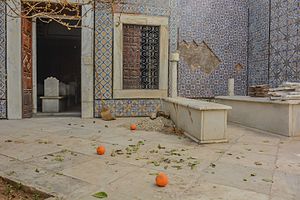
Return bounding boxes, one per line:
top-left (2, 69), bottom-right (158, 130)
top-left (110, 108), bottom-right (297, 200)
top-left (0, 117), bottom-right (299, 200)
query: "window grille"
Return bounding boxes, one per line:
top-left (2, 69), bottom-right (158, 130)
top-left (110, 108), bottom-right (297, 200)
top-left (123, 24), bottom-right (160, 89)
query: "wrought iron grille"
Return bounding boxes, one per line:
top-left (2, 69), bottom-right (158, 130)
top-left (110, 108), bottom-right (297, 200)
top-left (123, 24), bottom-right (160, 90)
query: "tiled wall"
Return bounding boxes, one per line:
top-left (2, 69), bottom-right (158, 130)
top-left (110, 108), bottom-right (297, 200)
top-left (248, 0), bottom-right (300, 87)
top-left (269, 0), bottom-right (299, 87)
top-left (178, 0), bottom-right (248, 98)
top-left (248, 0), bottom-right (270, 86)
top-left (94, 0), bottom-right (178, 117)
top-left (0, 2), bottom-right (6, 119)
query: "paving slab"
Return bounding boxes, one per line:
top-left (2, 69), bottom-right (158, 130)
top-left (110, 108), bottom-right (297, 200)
top-left (236, 130), bottom-right (282, 146)
top-left (219, 150), bottom-right (277, 170)
top-left (0, 141), bottom-right (61, 161)
top-left (200, 161), bottom-right (274, 195)
top-left (229, 142), bottom-right (279, 156)
top-left (33, 172), bottom-right (95, 197)
top-left (0, 154), bottom-right (21, 171)
top-left (276, 140), bottom-right (300, 175)
top-left (182, 181), bottom-right (269, 200)
top-left (103, 167), bottom-right (192, 200)
top-left (61, 158), bottom-right (141, 186)
top-left (25, 150), bottom-right (95, 172)
top-left (270, 170), bottom-right (300, 200)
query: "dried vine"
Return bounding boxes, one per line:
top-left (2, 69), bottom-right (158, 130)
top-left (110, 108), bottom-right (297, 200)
top-left (2, 0), bottom-right (125, 29)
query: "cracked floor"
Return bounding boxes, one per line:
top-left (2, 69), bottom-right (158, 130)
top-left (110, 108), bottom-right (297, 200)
top-left (0, 117), bottom-right (299, 200)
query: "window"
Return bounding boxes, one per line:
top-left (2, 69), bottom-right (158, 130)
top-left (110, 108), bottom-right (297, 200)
top-left (113, 14), bottom-right (169, 99)
top-left (123, 24), bottom-right (160, 90)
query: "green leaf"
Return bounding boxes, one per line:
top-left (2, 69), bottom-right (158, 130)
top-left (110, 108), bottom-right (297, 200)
top-left (93, 192), bottom-right (108, 199)
top-left (172, 165), bottom-right (182, 170)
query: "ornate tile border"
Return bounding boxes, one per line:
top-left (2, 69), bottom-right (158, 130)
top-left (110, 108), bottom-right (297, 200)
top-left (95, 99), bottom-right (161, 117)
top-left (0, 100), bottom-right (6, 119)
top-left (94, 2), bottom-right (113, 100)
top-left (0, 2), bottom-right (6, 119)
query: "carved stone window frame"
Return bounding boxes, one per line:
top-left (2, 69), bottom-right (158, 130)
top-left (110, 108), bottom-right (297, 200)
top-left (113, 13), bottom-right (169, 99)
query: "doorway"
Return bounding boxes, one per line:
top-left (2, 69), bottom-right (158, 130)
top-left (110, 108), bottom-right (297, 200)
top-left (7, 2), bottom-right (94, 119)
top-left (36, 19), bottom-right (82, 115)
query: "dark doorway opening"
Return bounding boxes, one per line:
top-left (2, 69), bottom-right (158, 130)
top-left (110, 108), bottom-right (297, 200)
top-left (37, 19), bottom-right (81, 114)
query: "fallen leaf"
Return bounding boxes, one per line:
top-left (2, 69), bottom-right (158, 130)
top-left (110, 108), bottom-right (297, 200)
top-left (188, 162), bottom-right (199, 170)
top-left (172, 165), bottom-right (182, 170)
top-left (115, 149), bottom-right (124, 155)
top-left (149, 173), bottom-right (159, 176)
top-left (262, 178), bottom-right (273, 183)
top-left (111, 150), bottom-right (116, 157)
top-left (210, 163), bottom-right (216, 168)
top-left (174, 159), bottom-right (185, 164)
top-left (93, 192), bottom-right (108, 199)
top-left (254, 161), bottom-right (262, 166)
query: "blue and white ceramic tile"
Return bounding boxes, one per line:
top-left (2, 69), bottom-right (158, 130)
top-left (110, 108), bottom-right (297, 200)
top-left (269, 0), bottom-right (300, 87)
top-left (95, 99), bottom-right (161, 117)
top-left (248, 0), bottom-right (270, 86)
top-left (178, 0), bottom-right (248, 97)
top-left (0, 2), bottom-right (6, 119)
top-left (94, 2), bottom-right (113, 100)
top-left (248, 0), bottom-right (299, 88)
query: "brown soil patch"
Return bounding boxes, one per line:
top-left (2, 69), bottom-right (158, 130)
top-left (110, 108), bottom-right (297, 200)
top-left (135, 117), bottom-right (184, 135)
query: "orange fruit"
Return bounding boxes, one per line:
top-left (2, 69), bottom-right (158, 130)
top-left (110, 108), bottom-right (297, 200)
top-left (130, 124), bottom-right (137, 131)
top-left (155, 172), bottom-right (168, 187)
top-left (97, 146), bottom-right (106, 155)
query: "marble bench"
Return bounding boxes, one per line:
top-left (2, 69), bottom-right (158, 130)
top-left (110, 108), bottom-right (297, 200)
top-left (161, 97), bottom-right (232, 144)
top-left (215, 96), bottom-right (300, 137)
